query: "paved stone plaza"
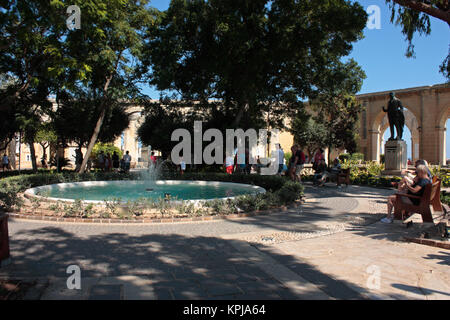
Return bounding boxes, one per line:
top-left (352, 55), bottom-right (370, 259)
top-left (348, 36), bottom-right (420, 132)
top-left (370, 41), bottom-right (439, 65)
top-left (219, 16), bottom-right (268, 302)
top-left (0, 184), bottom-right (449, 300)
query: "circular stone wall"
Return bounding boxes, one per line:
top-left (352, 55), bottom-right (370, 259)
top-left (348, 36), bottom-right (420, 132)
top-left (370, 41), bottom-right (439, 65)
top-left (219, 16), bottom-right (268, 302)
top-left (24, 180), bottom-right (266, 204)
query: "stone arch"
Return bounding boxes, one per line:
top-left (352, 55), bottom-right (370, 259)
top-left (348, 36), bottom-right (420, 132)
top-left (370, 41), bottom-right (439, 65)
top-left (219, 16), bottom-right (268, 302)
top-left (370, 107), bottom-right (420, 163)
top-left (437, 106), bottom-right (450, 164)
top-left (118, 108), bottom-right (144, 166)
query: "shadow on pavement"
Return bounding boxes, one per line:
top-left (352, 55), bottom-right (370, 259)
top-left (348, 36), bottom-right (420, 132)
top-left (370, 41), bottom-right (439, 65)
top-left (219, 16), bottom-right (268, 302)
top-left (0, 224), bottom-right (405, 300)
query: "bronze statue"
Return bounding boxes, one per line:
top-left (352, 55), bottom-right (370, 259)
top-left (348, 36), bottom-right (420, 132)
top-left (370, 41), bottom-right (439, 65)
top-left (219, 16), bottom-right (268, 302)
top-left (382, 92), bottom-right (405, 141)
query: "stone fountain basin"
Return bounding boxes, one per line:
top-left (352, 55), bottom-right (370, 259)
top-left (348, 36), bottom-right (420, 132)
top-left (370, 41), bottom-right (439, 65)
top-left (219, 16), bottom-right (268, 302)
top-left (23, 180), bottom-right (266, 205)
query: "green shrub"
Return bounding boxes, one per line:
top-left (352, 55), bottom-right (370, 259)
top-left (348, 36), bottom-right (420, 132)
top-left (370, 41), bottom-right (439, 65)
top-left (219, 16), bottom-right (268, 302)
top-left (62, 199), bottom-right (91, 218)
top-left (276, 181), bottom-right (304, 203)
top-left (351, 153), bottom-right (364, 161)
top-left (92, 142), bottom-right (123, 160)
top-left (50, 157), bottom-right (71, 169)
top-left (431, 166), bottom-right (450, 187)
top-left (103, 197), bottom-right (122, 216)
top-left (284, 152), bottom-right (292, 164)
top-left (339, 154), bottom-right (350, 163)
top-left (441, 192), bottom-right (450, 205)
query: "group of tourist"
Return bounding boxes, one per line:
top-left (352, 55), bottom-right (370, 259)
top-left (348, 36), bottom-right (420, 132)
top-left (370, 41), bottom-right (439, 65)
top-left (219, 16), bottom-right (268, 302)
top-left (287, 146), bottom-right (346, 185)
top-left (224, 148), bottom-right (253, 175)
top-left (381, 159), bottom-right (433, 223)
top-left (96, 150), bottom-right (132, 172)
top-left (222, 144), bottom-right (342, 184)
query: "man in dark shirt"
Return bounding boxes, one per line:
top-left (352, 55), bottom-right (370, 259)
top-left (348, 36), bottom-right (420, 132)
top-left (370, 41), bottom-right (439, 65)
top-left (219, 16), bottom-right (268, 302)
top-left (289, 144), bottom-right (305, 182)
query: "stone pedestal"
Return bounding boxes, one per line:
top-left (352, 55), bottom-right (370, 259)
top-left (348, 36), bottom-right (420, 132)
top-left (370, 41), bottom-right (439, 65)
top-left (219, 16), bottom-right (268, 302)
top-left (382, 140), bottom-right (407, 176)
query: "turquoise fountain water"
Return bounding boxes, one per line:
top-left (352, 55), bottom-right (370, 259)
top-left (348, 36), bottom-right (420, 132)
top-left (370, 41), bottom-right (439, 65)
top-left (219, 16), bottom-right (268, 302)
top-left (40, 180), bottom-right (263, 202)
top-left (25, 160), bottom-right (265, 203)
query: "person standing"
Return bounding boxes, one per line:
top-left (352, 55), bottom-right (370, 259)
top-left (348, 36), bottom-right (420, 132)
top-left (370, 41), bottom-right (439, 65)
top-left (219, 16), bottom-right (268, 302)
top-left (289, 144), bottom-right (305, 182)
top-left (75, 149), bottom-right (83, 172)
top-left (112, 151), bottom-right (120, 171)
top-left (313, 149), bottom-right (325, 171)
top-left (225, 153), bottom-right (235, 174)
top-left (295, 146), bottom-right (306, 182)
top-left (87, 154), bottom-right (94, 172)
top-left (276, 144), bottom-right (285, 175)
top-left (236, 149), bottom-right (246, 174)
top-left (41, 157), bottom-right (48, 169)
top-left (180, 158), bottom-right (186, 175)
top-left (105, 153), bottom-right (112, 172)
top-left (97, 151), bottom-right (105, 171)
top-left (288, 145), bottom-right (298, 181)
top-left (150, 152), bottom-right (157, 167)
top-left (2, 154), bottom-right (9, 171)
top-left (123, 151), bottom-right (131, 172)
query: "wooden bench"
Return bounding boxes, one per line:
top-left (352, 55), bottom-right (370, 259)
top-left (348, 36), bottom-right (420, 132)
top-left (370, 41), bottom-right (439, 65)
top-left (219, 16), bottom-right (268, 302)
top-left (393, 177), bottom-right (443, 223)
top-left (337, 168), bottom-right (350, 187)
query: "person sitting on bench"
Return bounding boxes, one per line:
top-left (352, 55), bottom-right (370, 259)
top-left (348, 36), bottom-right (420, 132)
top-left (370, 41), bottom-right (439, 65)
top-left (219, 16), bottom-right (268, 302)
top-left (313, 159), bottom-right (327, 185)
top-left (318, 158), bottom-right (341, 187)
top-left (394, 159), bottom-right (432, 192)
top-left (382, 165), bottom-right (431, 223)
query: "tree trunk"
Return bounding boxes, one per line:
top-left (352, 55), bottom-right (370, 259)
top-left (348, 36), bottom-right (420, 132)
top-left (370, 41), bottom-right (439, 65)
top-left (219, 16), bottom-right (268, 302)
top-left (392, 0), bottom-right (450, 25)
top-left (77, 50), bottom-right (123, 174)
top-left (78, 107), bottom-right (107, 173)
top-left (75, 145), bottom-right (84, 172)
top-left (232, 102), bottom-right (248, 127)
top-left (27, 138), bottom-right (38, 173)
top-left (40, 144), bottom-right (47, 161)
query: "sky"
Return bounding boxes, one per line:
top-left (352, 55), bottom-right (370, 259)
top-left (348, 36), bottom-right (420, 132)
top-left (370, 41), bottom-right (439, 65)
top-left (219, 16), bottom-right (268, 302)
top-left (143, 0), bottom-right (450, 158)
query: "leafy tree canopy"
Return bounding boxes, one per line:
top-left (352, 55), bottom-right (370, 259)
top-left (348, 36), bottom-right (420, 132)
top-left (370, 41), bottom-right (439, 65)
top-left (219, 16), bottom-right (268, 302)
top-left (92, 143), bottom-right (123, 160)
top-left (289, 109), bottom-right (328, 158)
top-left (145, 0), bottom-right (368, 127)
top-left (51, 96), bottom-right (130, 151)
top-left (385, 0), bottom-right (449, 78)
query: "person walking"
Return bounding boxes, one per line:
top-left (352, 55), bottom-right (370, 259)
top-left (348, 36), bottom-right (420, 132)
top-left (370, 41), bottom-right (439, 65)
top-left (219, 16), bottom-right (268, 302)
top-left (289, 144), bottom-right (305, 182)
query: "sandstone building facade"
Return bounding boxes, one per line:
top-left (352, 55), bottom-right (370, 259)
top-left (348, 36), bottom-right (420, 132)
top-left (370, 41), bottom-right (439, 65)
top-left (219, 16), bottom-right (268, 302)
top-left (4, 83), bottom-right (449, 170)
